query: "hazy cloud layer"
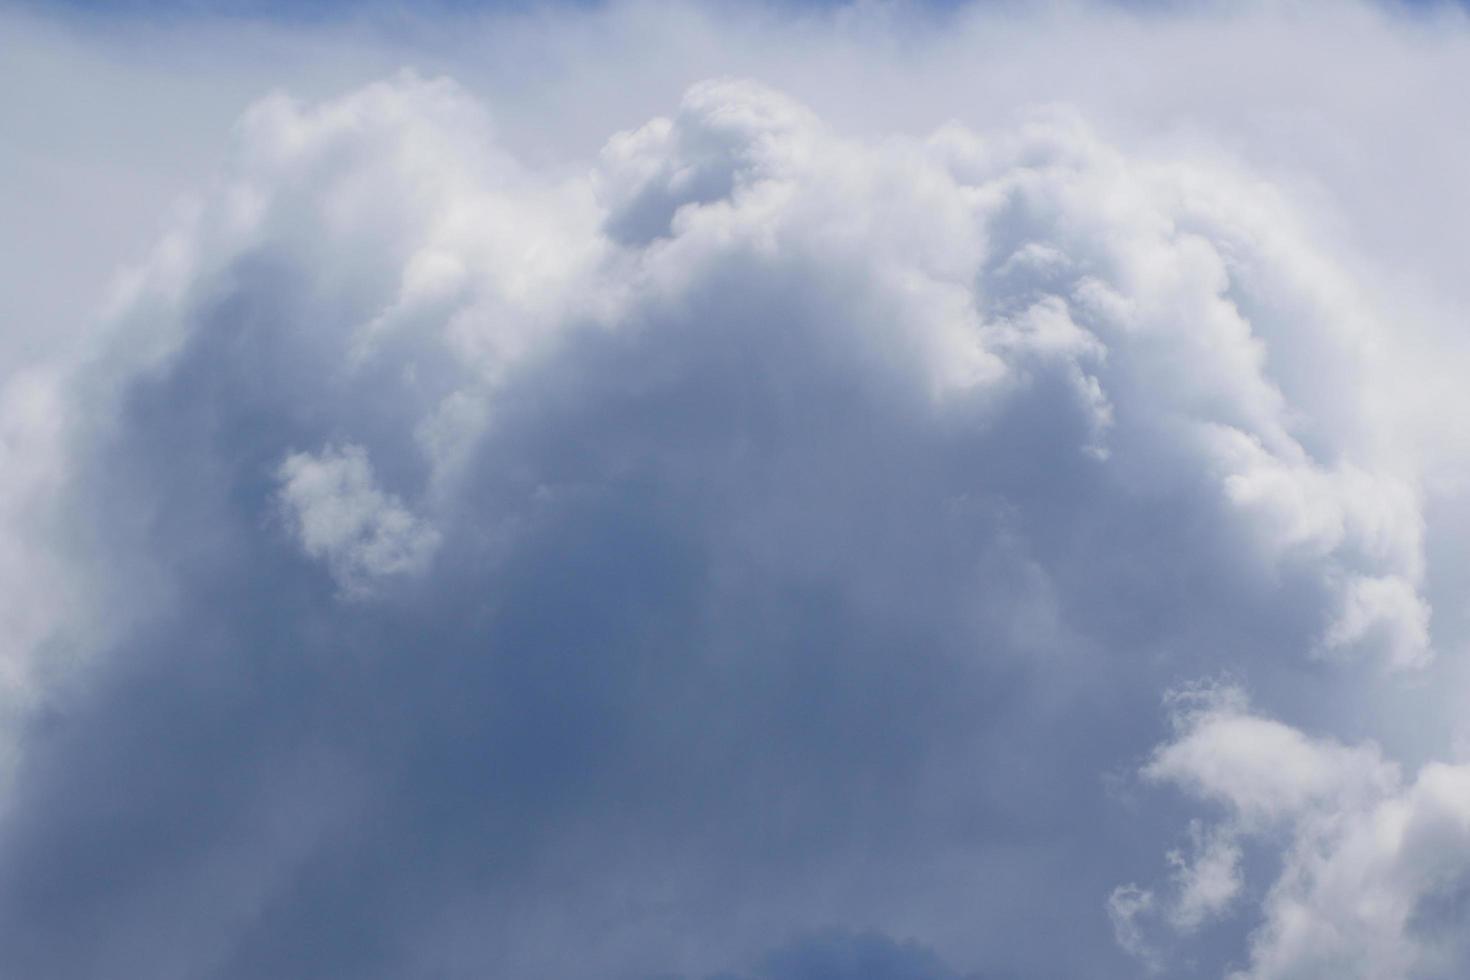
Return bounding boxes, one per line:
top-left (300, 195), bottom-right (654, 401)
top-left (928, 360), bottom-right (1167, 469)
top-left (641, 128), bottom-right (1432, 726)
top-left (4, 2), bottom-right (1470, 978)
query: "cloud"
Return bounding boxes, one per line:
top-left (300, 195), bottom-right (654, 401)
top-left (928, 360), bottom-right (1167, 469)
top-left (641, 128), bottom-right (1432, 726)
top-left (1143, 680), bottom-right (1399, 827)
top-left (2, 2), bottom-right (1470, 978)
top-left (726, 929), bottom-right (979, 980)
top-left (1126, 684), bottom-right (1470, 980)
top-left (276, 444), bottom-right (440, 596)
top-left (1107, 882), bottom-right (1163, 971)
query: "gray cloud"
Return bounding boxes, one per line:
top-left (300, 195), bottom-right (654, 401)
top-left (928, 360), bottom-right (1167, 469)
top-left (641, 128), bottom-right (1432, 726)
top-left (2, 5), bottom-right (1470, 978)
top-left (715, 929), bottom-right (981, 980)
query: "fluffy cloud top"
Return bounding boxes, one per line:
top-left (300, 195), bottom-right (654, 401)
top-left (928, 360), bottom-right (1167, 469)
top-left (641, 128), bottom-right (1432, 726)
top-left (3, 2), bottom-right (1470, 978)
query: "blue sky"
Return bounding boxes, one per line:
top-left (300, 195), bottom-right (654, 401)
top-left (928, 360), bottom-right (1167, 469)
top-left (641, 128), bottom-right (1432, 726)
top-left (3, 1), bottom-right (1470, 978)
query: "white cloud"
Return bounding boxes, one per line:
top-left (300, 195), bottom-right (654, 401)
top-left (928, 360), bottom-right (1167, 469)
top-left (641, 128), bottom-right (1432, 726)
top-left (3, 3), bottom-right (1470, 977)
top-left (1165, 820), bottom-right (1244, 932)
top-left (1239, 759), bottom-right (1470, 980)
top-left (17, 66), bottom-right (1426, 975)
top-left (1143, 682), bottom-right (1399, 828)
top-left (1127, 685), bottom-right (1470, 979)
top-left (1107, 882), bottom-right (1162, 972)
top-left (1320, 573), bottom-right (1432, 671)
top-left (276, 444), bottom-right (439, 597)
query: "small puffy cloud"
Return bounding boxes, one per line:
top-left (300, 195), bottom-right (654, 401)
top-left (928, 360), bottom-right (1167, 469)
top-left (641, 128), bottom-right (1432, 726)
top-left (1143, 682), bottom-right (1399, 827)
top-left (276, 444), bottom-right (439, 597)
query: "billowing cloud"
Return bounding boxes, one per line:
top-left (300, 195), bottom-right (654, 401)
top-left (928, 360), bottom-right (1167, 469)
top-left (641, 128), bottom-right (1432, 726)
top-left (1124, 684), bottom-right (1470, 980)
top-left (3, 2), bottom-right (1470, 978)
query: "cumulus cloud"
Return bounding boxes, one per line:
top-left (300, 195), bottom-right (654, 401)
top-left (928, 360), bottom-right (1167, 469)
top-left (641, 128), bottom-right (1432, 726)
top-left (276, 444), bottom-right (440, 596)
top-left (3, 2), bottom-right (1470, 978)
top-left (1125, 684), bottom-right (1470, 980)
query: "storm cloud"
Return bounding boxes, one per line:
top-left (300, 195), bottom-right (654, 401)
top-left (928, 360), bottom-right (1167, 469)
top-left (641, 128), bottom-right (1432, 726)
top-left (4, 2), bottom-right (1470, 978)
